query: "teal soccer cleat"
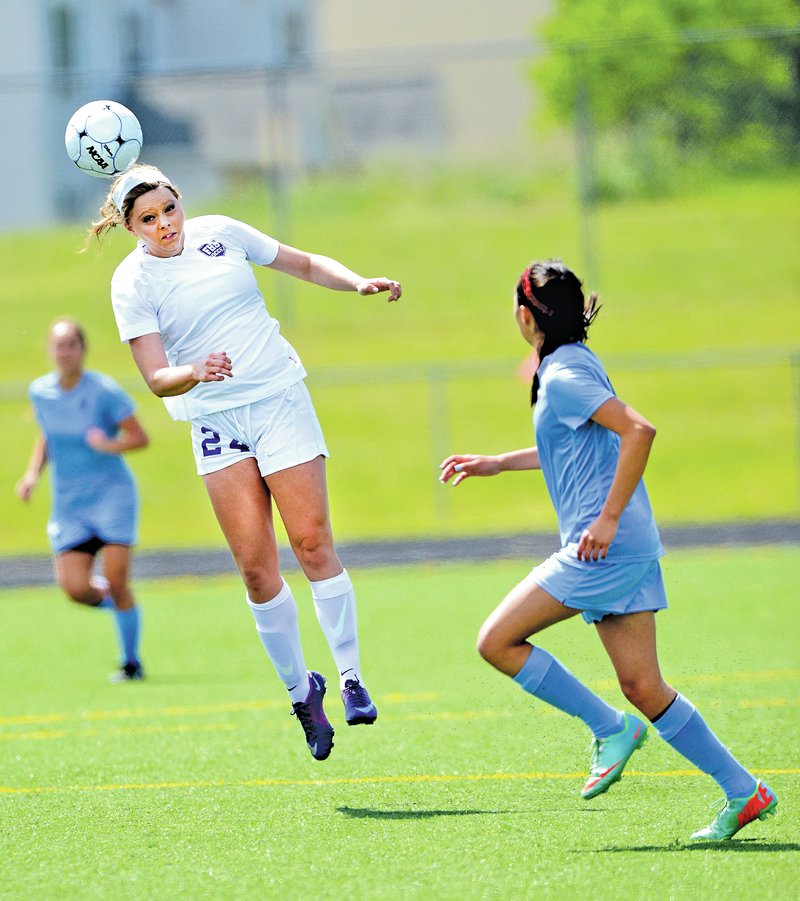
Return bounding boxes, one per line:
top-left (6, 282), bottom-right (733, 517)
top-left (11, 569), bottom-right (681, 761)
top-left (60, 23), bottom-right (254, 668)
top-left (581, 712), bottom-right (648, 800)
top-left (690, 780), bottom-right (778, 841)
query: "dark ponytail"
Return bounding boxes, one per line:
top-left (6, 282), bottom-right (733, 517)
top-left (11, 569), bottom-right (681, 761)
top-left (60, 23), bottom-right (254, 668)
top-left (516, 260), bottom-right (600, 404)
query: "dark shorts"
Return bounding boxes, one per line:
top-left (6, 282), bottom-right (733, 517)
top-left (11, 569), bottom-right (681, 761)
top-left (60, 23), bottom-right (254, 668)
top-left (61, 536), bottom-right (108, 557)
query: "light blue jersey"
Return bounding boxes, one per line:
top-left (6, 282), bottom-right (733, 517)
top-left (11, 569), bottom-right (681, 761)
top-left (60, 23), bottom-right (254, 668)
top-left (29, 371), bottom-right (138, 553)
top-left (533, 343), bottom-right (663, 563)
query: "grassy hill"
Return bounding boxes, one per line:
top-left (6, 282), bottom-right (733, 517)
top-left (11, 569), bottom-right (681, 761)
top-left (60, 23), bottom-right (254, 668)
top-left (2, 168), bottom-right (798, 553)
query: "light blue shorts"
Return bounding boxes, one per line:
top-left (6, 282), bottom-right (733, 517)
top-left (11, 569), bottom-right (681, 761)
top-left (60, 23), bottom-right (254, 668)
top-left (190, 381), bottom-right (329, 477)
top-left (48, 478), bottom-right (138, 555)
top-left (531, 550), bottom-right (668, 624)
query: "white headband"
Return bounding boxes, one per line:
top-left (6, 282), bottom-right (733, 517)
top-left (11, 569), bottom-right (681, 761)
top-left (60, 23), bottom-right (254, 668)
top-left (112, 166), bottom-right (170, 214)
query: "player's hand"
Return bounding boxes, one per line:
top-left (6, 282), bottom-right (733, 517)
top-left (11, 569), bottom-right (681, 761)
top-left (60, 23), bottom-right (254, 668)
top-left (577, 513), bottom-right (619, 561)
top-left (355, 278), bottom-right (402, 302)
top-left (439, 454), bottom-right (502, 486)
top-left (192, 352), bottom-right (233, 383)
top-left (85, 427), bottom-right (113, 453)
top-left (15, 474), bottom-right (37, 502)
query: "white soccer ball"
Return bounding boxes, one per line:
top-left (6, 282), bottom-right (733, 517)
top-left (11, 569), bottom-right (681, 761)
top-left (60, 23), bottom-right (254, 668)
top-left (65, 100), bottom-right (143, 178)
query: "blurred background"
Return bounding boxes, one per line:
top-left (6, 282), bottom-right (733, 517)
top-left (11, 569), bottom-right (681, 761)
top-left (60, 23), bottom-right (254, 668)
top-left (2, 0), bottom-right (799, 557)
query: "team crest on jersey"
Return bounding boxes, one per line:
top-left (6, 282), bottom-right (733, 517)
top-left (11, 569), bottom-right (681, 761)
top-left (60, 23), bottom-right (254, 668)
top-left (198, 241), bottom-right (226, 257)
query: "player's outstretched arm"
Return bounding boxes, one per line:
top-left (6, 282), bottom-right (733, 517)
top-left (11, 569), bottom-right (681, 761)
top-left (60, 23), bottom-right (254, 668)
top-left (129, 333), bottom-right (233, 397)
top-left (439, 447), bottom-right (540, 487)
top-left (16, 433), bottom-right (48, 502)
top-left (268, 244), bottom-right (402, 302)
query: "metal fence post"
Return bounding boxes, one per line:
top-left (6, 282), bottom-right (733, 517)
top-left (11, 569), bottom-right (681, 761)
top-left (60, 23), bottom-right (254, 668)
top-left (266, 65), bottom-right (295, 327)
top-left (792, 351), bottom-right (800, 505)
top-left (571, 42), bottom-right (599, 290)
top-left (427, 365), bottom-right (451, 526)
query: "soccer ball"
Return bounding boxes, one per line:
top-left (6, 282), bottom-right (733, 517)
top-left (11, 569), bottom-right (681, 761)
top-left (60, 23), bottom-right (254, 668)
top-left (65, 100), bottom-right (143, 178)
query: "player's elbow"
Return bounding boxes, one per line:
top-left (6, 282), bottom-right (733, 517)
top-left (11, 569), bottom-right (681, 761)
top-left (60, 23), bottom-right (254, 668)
top-left (635, 421), bottom-right (656, 447)
top-left (137, 369), bottom-right (161, 396)
top-left (147, 377), bottom-right (170, 398)
top-left (123, 431), bottom-right (150, 450)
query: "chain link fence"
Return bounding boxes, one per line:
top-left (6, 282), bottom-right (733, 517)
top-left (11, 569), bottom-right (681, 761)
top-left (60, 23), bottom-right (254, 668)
top-left (2, 14), bottom-right (799, 554)
top-left (5, 13), bottom-right (798, 226)
top-left (56, 25), bottom-right (800, 292)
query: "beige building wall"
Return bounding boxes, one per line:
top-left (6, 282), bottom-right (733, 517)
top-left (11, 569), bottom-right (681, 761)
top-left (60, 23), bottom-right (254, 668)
top-left (316, 0), bottom-right (553, 162)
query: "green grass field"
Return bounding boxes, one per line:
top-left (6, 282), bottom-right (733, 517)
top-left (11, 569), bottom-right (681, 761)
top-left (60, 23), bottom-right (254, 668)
top-left (2, 169), bottom-right (798, 553)
top-left (2, 547), bottom-right (798, 899)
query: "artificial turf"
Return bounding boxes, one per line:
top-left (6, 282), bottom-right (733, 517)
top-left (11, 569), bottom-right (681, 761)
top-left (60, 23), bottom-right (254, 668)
top-left (2, 547), bottom-right (797, 899)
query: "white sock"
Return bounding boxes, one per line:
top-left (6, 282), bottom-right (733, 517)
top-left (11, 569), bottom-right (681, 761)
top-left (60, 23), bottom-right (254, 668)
top-left (310, 569), bottom-right (362, 690)
top-left (247, 581), bottom-right (309, 704)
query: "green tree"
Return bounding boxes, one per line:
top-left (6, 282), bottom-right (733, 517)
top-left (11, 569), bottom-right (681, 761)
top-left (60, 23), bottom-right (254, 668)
top-left (534, 0), bottom-right (800, 196)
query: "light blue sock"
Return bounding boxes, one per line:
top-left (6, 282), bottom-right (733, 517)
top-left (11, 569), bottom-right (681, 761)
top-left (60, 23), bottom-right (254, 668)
top-left (652, 693), bottom-right (756, 799)
top-left (95, 596), bottom-right (114, 610)
top-left (112, 606), bottom-right (142, 665)
top-left (513, 646), bottom-right (624, 739)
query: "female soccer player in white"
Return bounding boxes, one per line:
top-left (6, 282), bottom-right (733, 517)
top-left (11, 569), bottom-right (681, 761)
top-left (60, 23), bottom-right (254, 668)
top-left (439, 260), bottom-right (778, 841)
top-left (89, 164), bottom-right (401, 760)
top-left (17, 318), bottom-right (148, 681)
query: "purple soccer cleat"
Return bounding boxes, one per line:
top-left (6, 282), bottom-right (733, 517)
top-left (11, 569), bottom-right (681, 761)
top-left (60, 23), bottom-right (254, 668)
top-left (341, 677), bottom-right (378, 726)
top-left (291, 671), bottom-right (335, 760)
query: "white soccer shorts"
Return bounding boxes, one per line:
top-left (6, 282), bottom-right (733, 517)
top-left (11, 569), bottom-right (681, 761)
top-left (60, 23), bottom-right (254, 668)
top-left (190, 381), bottom-right (329, 477)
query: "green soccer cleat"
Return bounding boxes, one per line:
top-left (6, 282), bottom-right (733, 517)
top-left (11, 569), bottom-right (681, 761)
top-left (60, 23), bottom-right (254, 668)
top-left (581, 712), bottom-right (648, 800)
top-left (690, 780), bottom-right (778, 841)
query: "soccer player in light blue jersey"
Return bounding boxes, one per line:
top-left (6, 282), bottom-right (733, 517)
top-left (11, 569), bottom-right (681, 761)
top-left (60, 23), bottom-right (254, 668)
top-left (17, 319), bottom-right (148, 682)
top-left (439, 260), bottom-right (778, 842)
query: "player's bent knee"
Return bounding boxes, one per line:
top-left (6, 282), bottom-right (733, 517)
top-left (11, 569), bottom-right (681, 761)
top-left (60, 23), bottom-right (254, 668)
top-left (292, 531), bottom-right (335, 571)
top-left (61, 585), bottom-right (95, 605)
top-left (476, 625), bottom-right (504, 666)
top-left (238, 563), bottom-right (278, 598)
top-left (618, 675), bottom-right (663, 711)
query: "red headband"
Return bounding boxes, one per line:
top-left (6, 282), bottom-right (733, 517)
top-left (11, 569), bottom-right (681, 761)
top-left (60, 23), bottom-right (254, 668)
top-left (520, 268), bottom-right (554, 316)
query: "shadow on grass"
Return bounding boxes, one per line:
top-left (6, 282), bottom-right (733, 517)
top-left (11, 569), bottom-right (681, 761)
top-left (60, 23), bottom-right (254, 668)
top-left (337, 806), bottom-right (510, 820)
top-left (590, 839), bottom-right (800, 854)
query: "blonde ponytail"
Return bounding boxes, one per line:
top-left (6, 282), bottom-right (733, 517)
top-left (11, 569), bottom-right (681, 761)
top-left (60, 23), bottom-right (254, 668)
top-left (84, 185), bottom-right (123, 248)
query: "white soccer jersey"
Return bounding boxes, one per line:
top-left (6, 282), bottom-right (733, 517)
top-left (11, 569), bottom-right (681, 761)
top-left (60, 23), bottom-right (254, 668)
top-left (111, 215), bottom-right (306, 421)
